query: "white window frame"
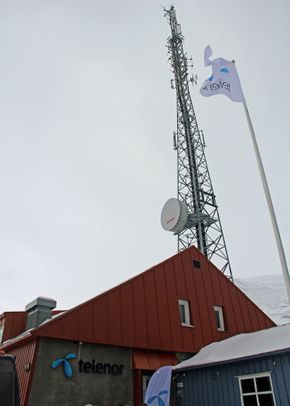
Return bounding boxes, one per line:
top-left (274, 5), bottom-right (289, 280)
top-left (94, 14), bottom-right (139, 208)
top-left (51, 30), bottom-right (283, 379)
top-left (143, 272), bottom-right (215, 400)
top-left (178, 299), bottom-right (192, 327)
top-left (213, 305), bottom-right (225, 332)
top-left (238, 372), bottom-right (276, 406)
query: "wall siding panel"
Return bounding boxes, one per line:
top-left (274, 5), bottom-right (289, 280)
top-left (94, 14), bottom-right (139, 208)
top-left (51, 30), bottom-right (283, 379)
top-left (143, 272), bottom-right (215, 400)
top-left (132, 277), bottom-right (148, 346)
top-left (272, 354), bottom-right (289, 404)
top-left (218, 277), bottom-right (239, 336)
top-left (175, 352), bottom-right (290, 406)
top-left (164, 260), bottom-right (183, 350)
top-left (155, 265), bottom-right (172, 349)
top-left (200, 262), bottom-right (219, 343)
top-left (120, 283), bottom-right (135, 345)
top-left (78, 304), bottom-right (93, 341)
top-left (173, 255), bottom-right (187, 298)
top-left (108, 289), bottom-right (122, 343)
top-left (182, 253), bottom-right (203, 350)
top-left (229, 284), bottom-right (246, 332)
top-left (192, 263), bottom-right (213, 346)
top-left (143, 271), bottom-right (160, 348)
top-left (0, 313), bottom-right (26, 342)
top-left (93, 296), bottom-right (108, 342)
top-left (6, 339), bottom-right (38, 406)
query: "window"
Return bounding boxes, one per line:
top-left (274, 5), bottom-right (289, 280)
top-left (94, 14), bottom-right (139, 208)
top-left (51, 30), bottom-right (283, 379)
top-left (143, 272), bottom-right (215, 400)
top-left (0, 326), bottom-right (4, 345)
top-left (213, 305), bottom-right (225, 331)
top-left (178, 299), bottom-right (192, 326)
top-left (142, 373), bottom-right (153, 402)
top-left (239, 373), bottom-right (276, 406)
top-left (192, 259), bottom-right (201, 269)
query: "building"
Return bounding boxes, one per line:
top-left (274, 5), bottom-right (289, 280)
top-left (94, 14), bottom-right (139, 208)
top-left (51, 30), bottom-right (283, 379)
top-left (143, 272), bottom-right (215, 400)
top-left (173, 323), bottom-right (290, 405)
top-left (0, 245), bottom-right (275, 406)
top-left (0, 353), bottom-right (20, 406)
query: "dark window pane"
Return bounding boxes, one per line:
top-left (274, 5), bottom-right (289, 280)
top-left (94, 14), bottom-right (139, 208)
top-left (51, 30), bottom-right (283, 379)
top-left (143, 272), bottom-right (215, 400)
top-left (243, 395), bottom-right (258, 406)
top-left (179, 305), bottom-right (186, 324)
top-left (241, 378), bottom-right (255, 393)
top-left (256, 376), bottom-right (271, 392)
top-left (258, 394), bottom-right (274, 406)
top-left (192, 260), bottom-right (201, 268)
top-left (214, 310), bottom-right (221, 329)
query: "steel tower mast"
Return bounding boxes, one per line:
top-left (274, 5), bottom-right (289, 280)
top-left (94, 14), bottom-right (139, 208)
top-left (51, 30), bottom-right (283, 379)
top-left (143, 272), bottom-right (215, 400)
top-left (163, 6), bottom-right (233, 280)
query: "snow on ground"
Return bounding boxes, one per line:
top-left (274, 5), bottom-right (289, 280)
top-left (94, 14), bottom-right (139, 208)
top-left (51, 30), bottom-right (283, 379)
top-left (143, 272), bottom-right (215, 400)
top-left (236, 274), bottom-right (290, 325)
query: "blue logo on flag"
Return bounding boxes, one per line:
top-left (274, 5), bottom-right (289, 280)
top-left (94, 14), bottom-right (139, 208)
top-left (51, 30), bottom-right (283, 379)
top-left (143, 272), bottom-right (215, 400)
top-left (208, 66), bottom-right (229, 81)
top-left (51, 353), bottom-right (77, 378)
top-left (147, 390), bottom-right (169, 406)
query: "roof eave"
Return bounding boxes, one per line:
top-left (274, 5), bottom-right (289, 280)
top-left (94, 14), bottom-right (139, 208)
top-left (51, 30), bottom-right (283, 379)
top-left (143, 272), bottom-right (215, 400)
top-left (174, 347), bottom-right (290, 373)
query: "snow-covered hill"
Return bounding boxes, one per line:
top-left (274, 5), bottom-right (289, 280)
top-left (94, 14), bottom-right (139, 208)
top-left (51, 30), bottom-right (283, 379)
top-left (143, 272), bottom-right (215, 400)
top-left (236, 274), bottom-right (290, 325)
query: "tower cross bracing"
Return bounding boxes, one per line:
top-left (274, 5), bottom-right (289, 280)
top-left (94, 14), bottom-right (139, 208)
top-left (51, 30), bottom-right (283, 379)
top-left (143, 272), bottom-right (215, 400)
top-left (165, 6), bottom-right (233, 280)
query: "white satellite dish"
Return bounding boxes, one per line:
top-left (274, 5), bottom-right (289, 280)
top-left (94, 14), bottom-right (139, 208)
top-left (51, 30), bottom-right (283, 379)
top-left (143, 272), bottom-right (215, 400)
top-left (161, 198), bottom-right (188, 234)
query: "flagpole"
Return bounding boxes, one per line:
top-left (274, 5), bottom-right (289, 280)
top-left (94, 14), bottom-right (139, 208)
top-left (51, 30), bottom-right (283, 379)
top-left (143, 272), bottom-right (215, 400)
top-left (243, 99), bottom-right (290, 303)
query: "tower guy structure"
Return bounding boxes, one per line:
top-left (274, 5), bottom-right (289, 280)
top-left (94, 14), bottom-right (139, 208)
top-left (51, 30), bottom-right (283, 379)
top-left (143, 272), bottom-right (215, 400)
top-left (161, 6), bottom-right (233, 280)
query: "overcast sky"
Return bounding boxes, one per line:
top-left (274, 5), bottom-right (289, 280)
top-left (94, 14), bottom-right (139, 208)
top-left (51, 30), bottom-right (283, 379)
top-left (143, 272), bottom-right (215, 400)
top-left (0, 0), bottom-right (289, 313)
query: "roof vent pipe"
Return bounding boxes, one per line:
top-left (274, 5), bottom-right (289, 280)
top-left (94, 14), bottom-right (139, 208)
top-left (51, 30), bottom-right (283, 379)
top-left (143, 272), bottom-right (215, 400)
top-left (25, 297), bottom-right (56, 330)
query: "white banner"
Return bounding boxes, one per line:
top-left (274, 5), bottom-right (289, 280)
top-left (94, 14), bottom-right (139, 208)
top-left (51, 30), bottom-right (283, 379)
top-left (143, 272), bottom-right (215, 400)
top-left (200, 45), bottom-right (244, 103)
top-left (144, 366), bottom-right (172, 406)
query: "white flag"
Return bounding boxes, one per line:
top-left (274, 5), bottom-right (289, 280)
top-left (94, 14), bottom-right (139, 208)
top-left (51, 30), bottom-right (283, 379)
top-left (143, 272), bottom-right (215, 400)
top-left (144, 366), bottom-right (172, 406)
top-left (200, 45), bottom-right (244, 103)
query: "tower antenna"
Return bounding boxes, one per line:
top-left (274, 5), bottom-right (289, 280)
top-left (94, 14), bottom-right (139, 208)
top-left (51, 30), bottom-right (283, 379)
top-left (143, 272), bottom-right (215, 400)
top-left (161, 6), bottom-right (233, 280)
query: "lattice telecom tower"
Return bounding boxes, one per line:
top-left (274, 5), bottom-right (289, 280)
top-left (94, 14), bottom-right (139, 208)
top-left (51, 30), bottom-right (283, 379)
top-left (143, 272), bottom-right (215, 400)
top-left (161, 6), bottom-right (233, 280)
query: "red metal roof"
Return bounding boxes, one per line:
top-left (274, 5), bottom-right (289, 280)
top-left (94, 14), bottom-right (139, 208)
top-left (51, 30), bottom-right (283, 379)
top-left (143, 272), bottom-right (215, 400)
top-left (2, 246), bottom-right (275, 354)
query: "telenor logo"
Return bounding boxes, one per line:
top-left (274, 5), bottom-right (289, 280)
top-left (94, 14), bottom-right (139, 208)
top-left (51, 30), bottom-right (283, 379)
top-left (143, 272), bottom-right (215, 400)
top-left (51, 353), bottom-right (77, 378)
top-left (208, 66), bottom-right (230, 82)
top-left (147, 390), bottom-right (168, 406)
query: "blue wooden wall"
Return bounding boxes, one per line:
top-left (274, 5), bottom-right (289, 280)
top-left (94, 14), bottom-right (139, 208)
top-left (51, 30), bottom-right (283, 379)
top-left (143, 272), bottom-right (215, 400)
top-left (174, 351), bottom-right (290, 406)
